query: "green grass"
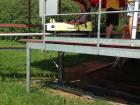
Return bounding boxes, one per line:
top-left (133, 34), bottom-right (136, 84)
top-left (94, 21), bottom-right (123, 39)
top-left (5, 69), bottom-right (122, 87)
top-left (0, 80), bottom-right (110, 105)
top-left (0, 40), bottom-right (114, 78)
top-left (0, 40), bottom-right (25, 46)
top-left (0, 40), bottom-right (113, 105)
top-left (0, 49), bottom-right (113, 76)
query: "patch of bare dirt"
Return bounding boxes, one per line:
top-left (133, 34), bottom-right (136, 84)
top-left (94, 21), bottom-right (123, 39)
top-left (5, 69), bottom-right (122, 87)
top-left (65, 60), bottom-right (107, 74)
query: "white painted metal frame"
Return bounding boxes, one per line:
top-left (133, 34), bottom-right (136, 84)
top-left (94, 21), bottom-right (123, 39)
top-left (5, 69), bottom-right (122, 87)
top-left (26, 43), bottom-right (31, 94)
top-left (44, 37), bottom-right (140, 46)
top-left (28, 37), bottom-right (140, 59)
top-left (132, 0), bottom-right (140, 39)
top-left (39, 0), bottom-right (59, 17)
top-left (0, 33), bottom-right (51, 36)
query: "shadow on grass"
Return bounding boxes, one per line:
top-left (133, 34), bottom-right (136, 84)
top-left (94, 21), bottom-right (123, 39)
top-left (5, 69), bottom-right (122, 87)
top-left (31, 54), bottom-right (114, 73)
top-left (0, 54), bottom-right (114, 81)
top-left (0, 72), bottom-right (55, 81)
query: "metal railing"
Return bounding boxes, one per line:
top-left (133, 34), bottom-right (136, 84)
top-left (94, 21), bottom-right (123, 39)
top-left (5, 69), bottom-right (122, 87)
top-left (42, 0), bottom-right (140, 48)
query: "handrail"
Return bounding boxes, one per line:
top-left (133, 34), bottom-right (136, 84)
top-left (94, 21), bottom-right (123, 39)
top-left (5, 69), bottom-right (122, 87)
top-left (45, 10), bottom-right (140, 16)
top-left (0, 33), bottom-right (51, 36)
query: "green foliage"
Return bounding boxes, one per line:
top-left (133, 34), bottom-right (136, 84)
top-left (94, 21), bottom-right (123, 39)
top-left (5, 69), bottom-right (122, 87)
top-left (47, 0), bottom-right (80, 22)
top-left (0, 0), bottom-right (127, 36)
top-left (61, 0), bottom-right (79, 13)
top-left (0, 0), bottom-right (79, 33)
top-left (0, 0), bottom-right (41, 33)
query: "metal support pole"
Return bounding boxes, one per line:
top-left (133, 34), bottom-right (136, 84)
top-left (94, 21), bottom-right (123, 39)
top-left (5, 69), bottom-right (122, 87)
top-left (58, 52), bottom-right (64, 86)
top-left (132, 0), bottom-right (139, 39)
top-left (26, 42), bottom-right (31, 94)
top-left (28, 0), bottom-right (31, 33)
top-left (41, 0), bottom-right (46, 50)
top-left (97, 0), bottom-right (102, 52)
top-left (58, 0), bottom-right (61, 14)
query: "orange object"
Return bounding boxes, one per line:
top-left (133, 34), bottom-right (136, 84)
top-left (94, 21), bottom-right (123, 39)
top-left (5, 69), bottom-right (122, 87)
top-left (73, 0), bottom-right (126, 8)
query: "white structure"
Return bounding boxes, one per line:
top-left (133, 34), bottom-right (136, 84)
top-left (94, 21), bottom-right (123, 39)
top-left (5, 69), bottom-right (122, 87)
top-left (24, 0), bottom-right (140, 94)
top-left (39, 0), bottom-right (59, 17)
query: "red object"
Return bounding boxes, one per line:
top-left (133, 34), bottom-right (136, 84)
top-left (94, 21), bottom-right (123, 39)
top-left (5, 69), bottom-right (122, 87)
top-left (90, 0), bottom-right (99, 6)
top-left (119, 0), bottom-right (126, 7)
top-left (74, 0), bottom-right (126, 8)
top-left (73, 0), bottom-right (99, 7)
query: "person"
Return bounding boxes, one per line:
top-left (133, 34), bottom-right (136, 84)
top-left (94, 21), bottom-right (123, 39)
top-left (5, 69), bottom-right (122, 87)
top-left (127, 0), bottom-right (135, 36)
top-left (69, 0), bottom-right (98, 24)
top-left (127, 0), bottom-right (140, 39)
top-left (105, 0), bottom-right (120, 38)
top-left (127, 0), bottom-right (137, 38)
top-left (68, 0), bottom-right (91, 24)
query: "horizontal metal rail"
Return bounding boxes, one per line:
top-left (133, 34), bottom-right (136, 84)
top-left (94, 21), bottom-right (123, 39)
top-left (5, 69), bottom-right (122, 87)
top-left (19, 38), bottom-right (140, 49)
top-left (0, 33), bottom-right (51, 36)
top-left (0, 32), bottom-right (123, 37)
top-left (21, 38), bottom-right (140, 58)
top-left (45, 10), bottom-right (140, 16)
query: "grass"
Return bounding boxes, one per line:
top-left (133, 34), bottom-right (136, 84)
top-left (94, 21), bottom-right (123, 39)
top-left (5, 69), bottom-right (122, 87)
top-left (0, 80), bottom-right (110, 105)
top-left (0, 40), bottom-right (114, 78)
top-left (0, 40), bottom-right (24, 46)
top-left (0, 40), bottom-right (114, 105)
top-left (0, 49), bottom-right (113, 78)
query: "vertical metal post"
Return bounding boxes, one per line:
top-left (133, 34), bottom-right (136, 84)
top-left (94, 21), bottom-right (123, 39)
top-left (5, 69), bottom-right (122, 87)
top-left (58, 0), bottom-right (61, 14)
top-left (26, 42), bottom-right (31, 94)
top-left (58, 52), bottom-right (64, 86)
top-left (132, 1), bottom-right (139, 39)
top-left (58, 0), bottom-right (61, 23)
top-left (42, 0), bottom-right (46, 50)
top-left (97, 0), bottom-right (102, 52)
top-left (28, 0), bottom-right (31, 33)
